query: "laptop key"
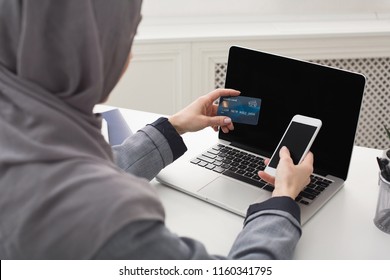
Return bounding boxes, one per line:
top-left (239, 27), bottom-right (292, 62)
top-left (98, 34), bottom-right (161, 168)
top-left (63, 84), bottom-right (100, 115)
top-left (207, 149), bottom-right (219, 155)
top-left (300, 191), bottom-right (316, 200)
top-left (306, 183), bottom-right (317, 190)
top-left (303, 187), bottom-right (320, 196)
top-left (256, 164), bottom-right (264, 170)
top-left (205, 164), bottom-right (216, 170)
top-left (223, 170), bottom-right (267, 189)
top-left (263, 184), bottom-right (275, 192)
top-left (237, 164), bottom-right (247, 170)
top-left (246, 167), bottom-right (255, 173)
top-left (316, 181), bottom-right (330, 188)
top-left (198, 155), bottom-right (214, 163)
top-left (216, 156), bottom-right (224, 161)
top-left (295, 195), bottom-right (303, 202)
top-left (218, 152), bottom-right (227, 158)
top-left (324, 179), bottom-right (333, 184)
top-left (213, 166), bottom-right (225, 173)
top-left (203, 152), bottom-right (217, 159)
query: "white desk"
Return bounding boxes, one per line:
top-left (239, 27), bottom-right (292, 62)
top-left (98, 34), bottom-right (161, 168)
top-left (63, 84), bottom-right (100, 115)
top-left (98, 105), bottom-right (390, 259)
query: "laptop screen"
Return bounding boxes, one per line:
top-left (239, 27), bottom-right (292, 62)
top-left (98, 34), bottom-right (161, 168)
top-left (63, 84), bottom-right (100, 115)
top-left (220, 46), bottom-right (365, 180)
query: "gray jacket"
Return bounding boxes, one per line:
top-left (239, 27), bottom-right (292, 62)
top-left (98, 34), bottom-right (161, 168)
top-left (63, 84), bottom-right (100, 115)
top-left (94, 118), bottom-right (302, 260)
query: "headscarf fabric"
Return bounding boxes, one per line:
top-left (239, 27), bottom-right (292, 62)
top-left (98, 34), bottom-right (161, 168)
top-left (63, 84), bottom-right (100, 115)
top-left (0, 0), bottom-right (165, 259)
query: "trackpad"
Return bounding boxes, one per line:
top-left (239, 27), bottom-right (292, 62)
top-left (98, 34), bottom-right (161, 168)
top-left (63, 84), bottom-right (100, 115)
top-left (198, 177), bottom-right (270, 213)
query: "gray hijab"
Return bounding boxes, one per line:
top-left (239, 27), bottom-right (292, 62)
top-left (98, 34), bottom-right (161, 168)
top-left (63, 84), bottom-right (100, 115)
top-left (0, 0), bottom-right (164, 259)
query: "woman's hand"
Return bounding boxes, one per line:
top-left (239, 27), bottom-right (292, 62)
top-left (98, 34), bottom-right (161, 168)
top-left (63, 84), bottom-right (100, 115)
top-left (258, 146), bottom-right (314, 199)
top-left (168, 88), bottom-right (240, 135)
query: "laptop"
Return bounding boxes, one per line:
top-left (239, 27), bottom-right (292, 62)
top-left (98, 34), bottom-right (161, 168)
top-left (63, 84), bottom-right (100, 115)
top-left (156, 46), bottom-right (366, 224)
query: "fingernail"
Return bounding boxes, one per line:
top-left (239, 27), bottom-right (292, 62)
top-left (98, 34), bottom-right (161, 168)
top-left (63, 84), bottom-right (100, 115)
top-left (223, 118), bottom-right (232, 124)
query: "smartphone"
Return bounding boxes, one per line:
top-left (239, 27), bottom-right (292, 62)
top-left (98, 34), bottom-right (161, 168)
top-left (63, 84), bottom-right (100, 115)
top-left (264, 115), bottom-right (322, 176)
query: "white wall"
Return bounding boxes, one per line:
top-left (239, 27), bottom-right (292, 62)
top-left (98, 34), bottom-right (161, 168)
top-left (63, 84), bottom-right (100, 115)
top-left (107, 0), bottom-right (390, 115)
top-left (141, 0), bottom-right (390, 23)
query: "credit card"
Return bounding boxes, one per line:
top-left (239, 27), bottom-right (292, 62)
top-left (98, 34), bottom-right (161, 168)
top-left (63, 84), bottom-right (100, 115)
top-left (217, 96), bottom-right (261, 125)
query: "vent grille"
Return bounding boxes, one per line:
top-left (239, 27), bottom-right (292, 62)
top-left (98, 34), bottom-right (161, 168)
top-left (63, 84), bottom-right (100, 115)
top-left (214, 57), bottom-right (390, 149)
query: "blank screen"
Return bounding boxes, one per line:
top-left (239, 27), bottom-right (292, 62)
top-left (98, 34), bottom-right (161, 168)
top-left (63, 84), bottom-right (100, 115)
top-left (220, 46), bottom-right (365, 180)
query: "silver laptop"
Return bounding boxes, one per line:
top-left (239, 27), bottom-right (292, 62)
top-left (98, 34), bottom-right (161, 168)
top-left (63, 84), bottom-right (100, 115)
top-left (156, 46), bottom-right (366, 224)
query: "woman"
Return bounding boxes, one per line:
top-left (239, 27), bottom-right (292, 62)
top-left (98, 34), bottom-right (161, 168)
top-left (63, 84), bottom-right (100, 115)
top-left (0, 0), bottom-right (313, 259)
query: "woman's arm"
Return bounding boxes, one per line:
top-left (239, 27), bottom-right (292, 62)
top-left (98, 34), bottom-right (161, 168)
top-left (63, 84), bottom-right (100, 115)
top-left (112, 89), bottom-right (240, 180)
top-left (112, 118), bottom-right (186, 181)
top-left (93, 197), bottom-right (301, 260)
top-left (96, 145), bottom-right (311, 260)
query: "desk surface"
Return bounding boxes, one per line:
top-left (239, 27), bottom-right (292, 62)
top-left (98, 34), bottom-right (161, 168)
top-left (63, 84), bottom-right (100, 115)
top-left (97, 105), bottom-right (390, 259)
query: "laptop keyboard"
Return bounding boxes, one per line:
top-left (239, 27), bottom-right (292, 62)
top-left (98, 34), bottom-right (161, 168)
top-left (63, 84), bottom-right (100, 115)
top-left (190, 144), bottom-right (333, 205)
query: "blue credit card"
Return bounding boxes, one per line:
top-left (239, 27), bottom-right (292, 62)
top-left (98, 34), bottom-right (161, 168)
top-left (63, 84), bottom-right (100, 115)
top-left (217, 96), bottom-right (261, 125)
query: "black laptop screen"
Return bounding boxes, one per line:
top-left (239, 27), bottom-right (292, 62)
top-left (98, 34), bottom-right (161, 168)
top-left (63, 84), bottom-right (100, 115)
top-left (220, 46), bottom-right (365, 180)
